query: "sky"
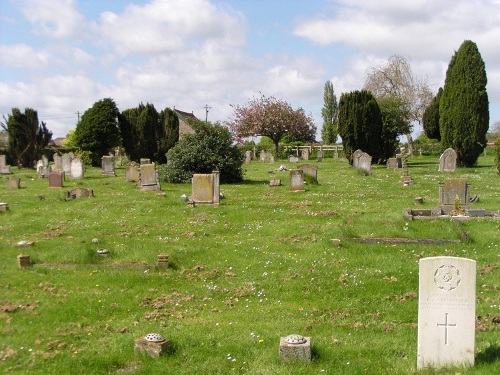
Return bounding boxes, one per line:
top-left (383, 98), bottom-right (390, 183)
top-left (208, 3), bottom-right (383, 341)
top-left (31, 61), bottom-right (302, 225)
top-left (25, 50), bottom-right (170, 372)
top-left (1, 0), bottom-right (500, 139)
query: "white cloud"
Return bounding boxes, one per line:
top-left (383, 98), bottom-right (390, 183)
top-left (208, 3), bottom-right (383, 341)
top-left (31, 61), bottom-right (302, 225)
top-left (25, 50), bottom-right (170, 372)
top-left (0, 44), bottom-right (51, 69)
top-left (20, 0), bottom-right (86, 39)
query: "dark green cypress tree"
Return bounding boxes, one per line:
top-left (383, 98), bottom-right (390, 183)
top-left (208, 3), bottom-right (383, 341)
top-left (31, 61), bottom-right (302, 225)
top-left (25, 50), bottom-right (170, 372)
top-left (157, 108), bottom-right (179, 164)
top-left (338, 90), bottom-right (382, 164)
top-left (439, 40), bottom-right (489, 166)
top-left (423, 87), bottom-right (443, 141)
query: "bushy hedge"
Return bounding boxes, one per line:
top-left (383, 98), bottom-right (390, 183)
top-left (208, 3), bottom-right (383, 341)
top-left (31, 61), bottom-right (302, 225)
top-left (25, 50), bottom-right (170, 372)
top-left (164, 122), bottom-right (244, 183)
top-left (495, 139), bottom-right (500, 174)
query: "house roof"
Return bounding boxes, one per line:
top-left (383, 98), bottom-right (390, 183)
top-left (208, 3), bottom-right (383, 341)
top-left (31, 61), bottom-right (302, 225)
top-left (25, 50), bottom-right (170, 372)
top-left (174, 109), bottom-right (198, 122)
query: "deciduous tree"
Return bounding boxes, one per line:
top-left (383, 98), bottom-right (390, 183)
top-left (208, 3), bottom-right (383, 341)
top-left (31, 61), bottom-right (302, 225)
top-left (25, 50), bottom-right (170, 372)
top-left (230, 94), bottom-right (316, 154)
top-left (440, 40), bottom-right (489, 167)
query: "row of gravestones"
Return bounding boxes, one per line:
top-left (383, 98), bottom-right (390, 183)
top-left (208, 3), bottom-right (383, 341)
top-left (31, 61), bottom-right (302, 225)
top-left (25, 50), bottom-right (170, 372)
top-left (250, 149), bottom-right (334, 164)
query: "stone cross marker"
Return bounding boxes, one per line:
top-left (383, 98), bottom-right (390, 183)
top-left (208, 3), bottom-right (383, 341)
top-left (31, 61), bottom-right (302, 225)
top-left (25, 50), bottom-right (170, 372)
top-left (417, 256), bottom-right (476, 370)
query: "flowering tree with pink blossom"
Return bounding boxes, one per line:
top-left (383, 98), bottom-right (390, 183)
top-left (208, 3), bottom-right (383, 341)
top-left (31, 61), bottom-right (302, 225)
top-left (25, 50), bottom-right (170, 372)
top-left (229, 94), bottom-right (316, 154)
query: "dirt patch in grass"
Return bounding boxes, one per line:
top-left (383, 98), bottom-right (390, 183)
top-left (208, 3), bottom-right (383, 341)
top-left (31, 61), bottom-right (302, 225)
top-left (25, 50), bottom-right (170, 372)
top-left (352, 237), bottom-right (460, 244)
top-left (0, 300), bottom-right (39, 313)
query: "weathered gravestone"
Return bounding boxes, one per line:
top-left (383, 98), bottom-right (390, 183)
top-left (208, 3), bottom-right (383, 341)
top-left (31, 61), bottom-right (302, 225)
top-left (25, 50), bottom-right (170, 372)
top-left (101, 155), bottom-right (115, 176)
top-left (259, 151), bottom-right (274, 163)
top-left (316, 150), bottom-right (323, 162)
top-left (289, 169), bottom-right (304, 191)
top-left (37, 160), bottom-right (50, 178)
top-left (438, 178), bottom-right (470, 214)
top-left (301, 148), bottom-right (309, 161)
top-left (297, 164), bottom-right (318, 183)
top-left (53, 153), bottom-right (62, 170)
top-left (387, 157), bottom-right (398, 169)
top-left (192, 171), bottom-right (220, 204)
top-left (61, 153), bottom-right (73, 174)
top-left (288, 155), bottom-right (299, 163)
top-left (244, 150), bottom-right (252, 164)
top-left (48, 171), bottom-right (64, 188)
top-left (7, 177), bottom-right (21, 189)
top-left (126, 162), bottom-right (140, 182)
top-left (70, 158), bottom-right (84, 179)
top-left (65, 187), bottom-right (94, 199)
top-left (438, 148), bottom-right (457, 172)
top-left (279, 334), bottom-right (311, 362)
top-left (417, 256), bottom-right (476, 370)
top-left (352, 149), bottom-right (363, 169)
top-left (0, 154), bottom-right (11, 174)
top-left (139, 163), bottom-right (161, 191)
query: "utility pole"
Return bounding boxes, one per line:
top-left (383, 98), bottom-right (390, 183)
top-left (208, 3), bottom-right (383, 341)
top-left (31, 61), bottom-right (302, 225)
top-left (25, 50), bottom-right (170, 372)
top-left (76, 111), bottom-right (80, 123)
top-left (203, 104), bottom-right (211, 124)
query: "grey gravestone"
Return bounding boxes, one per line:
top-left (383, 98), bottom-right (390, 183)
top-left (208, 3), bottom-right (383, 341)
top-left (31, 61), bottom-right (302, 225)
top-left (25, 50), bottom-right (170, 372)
top-left (48, 171), bottom-right (64, 188)
top-left (438, 148), bottom-right (457, 172)
top-left (259, 151), bottom-right (274, 163)
top-left (7, 177), bottom-right (21, 189)
top-left (316, 150), bottom-right (323, 162)
top-left (41, 155), bottom-right (48, 167)
top-left (53, 153), bottom-right (62, 170)
top-left (438, 178), bottom-right (470, 214)
top-left (101, 155), bottom-right (115, 176)
top-left (192, 171), bottom-right (220, 204)
top-left (358, 152), bottom-right (372, 175)
top-left (65, 187), bottom-right (93, 199)
top-left (61, 153), bottom-right (73, 174)
top-left (301, 148), bottom-right (309, 161)
top-left (0, 154), bottom-right (10, 174)
top-left (139, 163), bottom-right (161, 191)
top-left (288, 156), bottom-right (299, 163)
top-left (417, 256), bottom-right (476, 370)
top-left (297, 164), bottom-right (318, 183)
top-left (386, 157), bottom-right (398, 169)
top-left (126, 162), bottom-right (140, 181)
top-left (269, 179), bottom-right (282, 187)
top-left (289, 169), bottom-right (304, 191)
top-left (352, 149), bottom-right (363, 169)
top-left (70, 158), bottom-right (84, 179)
top-left (244, 150), bottom-right (252, 163)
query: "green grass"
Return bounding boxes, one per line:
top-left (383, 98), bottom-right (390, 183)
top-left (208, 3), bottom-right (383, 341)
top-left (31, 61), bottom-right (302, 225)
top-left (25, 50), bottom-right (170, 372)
top-left (1, 153), bottom-right (499, 374)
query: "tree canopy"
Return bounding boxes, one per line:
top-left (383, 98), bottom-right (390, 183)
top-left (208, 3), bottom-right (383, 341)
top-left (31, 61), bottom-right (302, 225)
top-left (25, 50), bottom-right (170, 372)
top-left (337, 90), bottom-right (382, 164)
top-left (229, 94), bottom-right (316, 154)
top-left (439, 40), bottom-right (489, 167)
top-left (1, 107), bottom-right (52, 167)
top-left (164, 120), bottom-right (243, 183)
top-left (321, 81), bottom-right (338, 144)
top-left (422, 87), bottom-right (443, 141)
top-left (74, 98), bottom-right (121, 165)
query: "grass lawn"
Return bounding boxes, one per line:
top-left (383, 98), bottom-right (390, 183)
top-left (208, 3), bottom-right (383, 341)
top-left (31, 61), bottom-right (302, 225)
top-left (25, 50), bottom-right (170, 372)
top-left (0, 152), bottom-right (499, 374)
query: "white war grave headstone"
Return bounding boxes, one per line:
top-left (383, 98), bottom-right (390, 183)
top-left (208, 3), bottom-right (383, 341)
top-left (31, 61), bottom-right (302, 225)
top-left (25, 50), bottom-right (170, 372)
top-left (70, 158), bottom-right (84, 179)
top-left (417, 256), bottom-right (476, 370)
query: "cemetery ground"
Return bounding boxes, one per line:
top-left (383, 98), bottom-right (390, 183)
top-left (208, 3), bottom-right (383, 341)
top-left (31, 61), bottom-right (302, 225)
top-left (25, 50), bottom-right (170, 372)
top-left (1, 153), bottom-right (499, 374)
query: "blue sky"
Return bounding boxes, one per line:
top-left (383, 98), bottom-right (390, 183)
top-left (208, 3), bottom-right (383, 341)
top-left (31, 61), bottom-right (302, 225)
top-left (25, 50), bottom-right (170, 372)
top-left (1, 0), bottom-right (500, 138)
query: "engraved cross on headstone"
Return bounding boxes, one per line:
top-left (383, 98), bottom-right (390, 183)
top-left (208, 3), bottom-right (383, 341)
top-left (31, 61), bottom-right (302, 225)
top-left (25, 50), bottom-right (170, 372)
top-left (437, 312), bottom-right (456, 345)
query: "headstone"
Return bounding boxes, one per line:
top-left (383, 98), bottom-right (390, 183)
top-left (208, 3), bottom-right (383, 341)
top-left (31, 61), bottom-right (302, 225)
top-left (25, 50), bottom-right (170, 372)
top-left (289, 169), bottom-right (304, 191)
top-left (301, 148), bottom-right (309, 161)
top-left (191, 171), bottom-right (220, 204)
top-left (259, 151), bottom-right (274, 163)
top-left (386, 158), bottom-right (398, 169)
top-left (41, 155), bottom-right (48, 167)
top-left (157, 254), bottom-right (169, 269)
top-left (37, 160), bottom-right (50, 178)
top-left (101, 155), bottom-right (115, 176)
top-left (140, 158), bottom-right (151, 165)
top-left (126, 162), bottom-right (140, 181)
top-left (316, 150), bottom-right (323, 162)
top-left (139, 163), bottom-right (161, 191)
top-left (65, 187), bottom-right (94, 199)
top-left (0, 154), bottom-right (11, 174)
top-left (352, 149), bottom-right (363, 169)
top-left (297, 164), bottom-right (318, 183)
top-left (61, 153), bottom-right (73, 174)
top-left (288, 156), bottom-right (299, 163)
top-left (269, 179), bottom-right (282, 187)
top-left (279, 334), bottom-right (311, 362)
top-left (17, 254), bottom-right (31, 268)
top-left (53, 153), bottom-right (62, 170)
top-left (48, 171), bottom-right (64, 188)
top-left (0, 202), bottom-right (9, 211)
top-left (7, 177), bottom-right (21, 189)
top-left (70, 158), bottom-right (84, 179)
top-left (438, 178), bottom-right (471, 214)
top-left (244, 150), bottom-right (252, 163)
top-left (417, 256), bottom-right (476, 370)
top-left (357, 152), bottom-right (372, 175)
top-left (438, 148), bottom-right (457, 172)
top-left (400, 150), bottom-right (413, 185)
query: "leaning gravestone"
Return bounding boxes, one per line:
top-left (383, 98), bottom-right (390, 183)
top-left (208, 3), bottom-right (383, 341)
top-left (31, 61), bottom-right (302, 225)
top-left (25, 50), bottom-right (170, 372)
top-left (101, 155), bottom-right (115, 176)
top-left (139, 163), bottom-right (161, 191)
top-left (61, 153), bottom-right (73, 174)
top-left (192, 171), bottom-right (220, 204)
top-left (417, 256), bottom-right (476, 370)
top-left (352, 149), bottom-right (363, 169)
top-left (358, 152), bottom-right (372, 175)
top-left (289, 169), bottom-right (304, 191)
top-left (70, 158), bottom-right (84, 179)
top-left (438, 148), bottom-right (457, 172)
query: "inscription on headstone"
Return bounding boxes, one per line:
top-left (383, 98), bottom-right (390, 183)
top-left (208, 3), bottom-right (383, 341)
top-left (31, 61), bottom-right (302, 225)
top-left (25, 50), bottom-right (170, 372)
top-left (417, 256), bottom-right (476, 370)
